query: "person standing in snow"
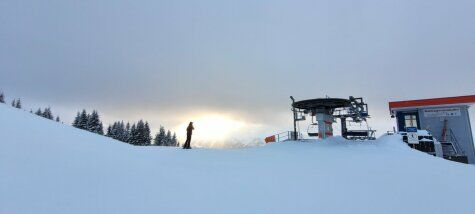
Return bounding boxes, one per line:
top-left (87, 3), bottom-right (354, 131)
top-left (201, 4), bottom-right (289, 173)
top-left (183, 122), bottom-right (194, 149)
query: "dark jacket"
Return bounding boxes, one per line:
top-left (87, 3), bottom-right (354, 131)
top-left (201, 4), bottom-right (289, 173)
top-left (187, 124), bottom-right (194, 135)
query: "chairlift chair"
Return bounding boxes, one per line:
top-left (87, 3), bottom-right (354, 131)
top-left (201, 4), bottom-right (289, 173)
top-left (344, 121), bottom-right (376, 140)
top-left (307, 116), bottom-right (319, 137)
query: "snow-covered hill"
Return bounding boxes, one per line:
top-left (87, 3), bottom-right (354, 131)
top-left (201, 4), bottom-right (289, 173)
top-left (1, 104), bottom-right (475, 214)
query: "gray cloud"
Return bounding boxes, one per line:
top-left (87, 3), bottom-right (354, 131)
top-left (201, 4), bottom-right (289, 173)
top-left (1, 0), bottom-right (475, 141)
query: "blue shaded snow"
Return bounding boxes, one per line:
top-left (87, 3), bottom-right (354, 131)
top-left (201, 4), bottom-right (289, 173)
top-left (1, 105), bottom-right (474, 214)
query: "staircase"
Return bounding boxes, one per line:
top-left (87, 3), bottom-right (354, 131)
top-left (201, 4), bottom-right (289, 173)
top-left (441, 142), bottom-right (458, 156)
top-left (440, 119), bottom-right (465, 156)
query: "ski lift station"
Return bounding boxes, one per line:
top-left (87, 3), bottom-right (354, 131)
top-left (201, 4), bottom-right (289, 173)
top-left (265, 96), bottom-right (376, 143)
top-left (389, 95), bottom-right (475, 164)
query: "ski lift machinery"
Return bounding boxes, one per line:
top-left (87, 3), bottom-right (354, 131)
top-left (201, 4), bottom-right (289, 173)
top-left (290, 96), bottom-right (376, 140)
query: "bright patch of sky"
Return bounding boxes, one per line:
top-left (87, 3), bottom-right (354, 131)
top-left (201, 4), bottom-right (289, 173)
top-left (1, 0), bottom-right (475, 144)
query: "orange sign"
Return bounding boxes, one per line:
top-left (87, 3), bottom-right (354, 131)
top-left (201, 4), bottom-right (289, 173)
top-left (265, 135), bottom-right (276, 143)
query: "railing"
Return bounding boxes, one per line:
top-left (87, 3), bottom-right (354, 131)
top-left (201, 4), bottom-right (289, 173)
top-left (448, 129), bottom-right (464, 155)
top-left (274, 131), bottom-right (303, 142)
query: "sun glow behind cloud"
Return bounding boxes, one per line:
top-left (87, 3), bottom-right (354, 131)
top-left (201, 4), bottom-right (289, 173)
top-left (175, 114), bottom-right (264, 148)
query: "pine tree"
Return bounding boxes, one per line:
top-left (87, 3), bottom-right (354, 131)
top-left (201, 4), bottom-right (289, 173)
top-left (112, 122), bottom-right (120, 140)
top-left (42, 107), bottom-right (53, 120)
top-left (154, 126), bottom-right (167, 146)
top-left (35, 108), bottom-right (43, 116)
top-left (118, 121), bottom-right (127, 142)
top-left (129, 123), bottom-right (138, 145)
top-left (136, 120), bottom-right (146, 146)
top-left (166, 130), bottom-right (172, 146)
top-left (171, 133), bottom-right (178, 147)
top-left (11, 99), bottom-right (16, 107)
top-left (125, 122), bottom-right (131, 143)
top-left (86, 111), bottom-right (94, 131)
top-left (98, 122), bottom-right (104, 135)
top-left (72, 112), bottom-right (80, 127)
top-left (153, 133), bottom-right (160, 145)
top-left (106, 121), bottom-right (126, 141)
top-left (87, 110), bottom-right (103, 135)
top-left (106, 124), bottom-right (113, 137)
top-left (15, 99), bottom-right (21, 109)
top-left (144, 122), bottom-right (152, 146)
top-left (127, 120), bottom-right (152, 146)
top-left (0, 92), bottom-right (5, 103)
top-left (55, 116), bottom-right (60, 122)
top-left (77, 110), bottom-right (89, 130)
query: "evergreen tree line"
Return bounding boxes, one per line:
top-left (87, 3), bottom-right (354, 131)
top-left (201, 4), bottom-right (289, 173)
top-left (35, 107), bottom-right (61, 122)
top-left (126, 120), bottom-right (151, 146)
top-left (1, 91), bottom-right (61, 123)
top-left (72, 110), bottom-right (104, 135)
top-left (153, 126), bottom-right (179, 147)
top-left (106, 120), bottom-right (150, 145)
top-left (1, 91), bottom-right (179, 147)
top-left (11, 98), bottom-right (21, 109)
top-left (106, 121), bottom-right (179, 147)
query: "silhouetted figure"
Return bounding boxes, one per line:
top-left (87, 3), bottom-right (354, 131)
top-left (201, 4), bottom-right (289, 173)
top-left (183, 122), bottom-right (194, 149)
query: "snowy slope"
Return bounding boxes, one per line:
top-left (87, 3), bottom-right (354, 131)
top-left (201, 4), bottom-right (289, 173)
top-left (1, 104), bottom-right (475, 214)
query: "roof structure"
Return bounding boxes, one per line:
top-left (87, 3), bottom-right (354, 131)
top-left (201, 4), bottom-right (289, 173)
top-left (389, 95), bottom-right (475, 111)
top-left (292, 98), bottom-right (351, 110)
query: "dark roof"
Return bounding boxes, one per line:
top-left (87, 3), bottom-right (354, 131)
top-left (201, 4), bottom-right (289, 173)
top-left (293, 98), bottom-right (351, 110)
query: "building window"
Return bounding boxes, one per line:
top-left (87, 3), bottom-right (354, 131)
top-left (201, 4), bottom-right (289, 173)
top-left (404, 115), bottom-right (418, 128)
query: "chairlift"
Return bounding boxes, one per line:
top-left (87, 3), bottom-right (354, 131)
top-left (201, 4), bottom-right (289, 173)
top-left (344, 121), bottom-right (376, 140)
top-left (307, 116), bottom-right (319, 137)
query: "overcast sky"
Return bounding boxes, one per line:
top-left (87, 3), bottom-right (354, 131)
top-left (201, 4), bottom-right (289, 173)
top-left (1, 0), bottom-right (475, 142)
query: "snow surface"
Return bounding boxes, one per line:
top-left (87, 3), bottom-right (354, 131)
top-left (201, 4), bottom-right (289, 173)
top-left (1, 104), bottom-right (475, 214)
